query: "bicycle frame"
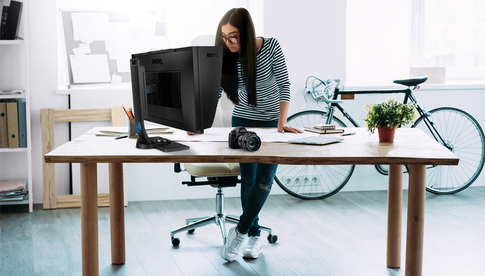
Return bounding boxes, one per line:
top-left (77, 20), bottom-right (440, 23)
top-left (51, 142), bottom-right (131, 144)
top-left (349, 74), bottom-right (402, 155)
top-left (320, 85), bottom-right (449, 150)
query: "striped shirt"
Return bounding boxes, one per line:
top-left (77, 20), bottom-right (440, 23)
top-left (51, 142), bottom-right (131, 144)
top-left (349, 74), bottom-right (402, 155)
top-left (228, 37), bottom-right (291, 121)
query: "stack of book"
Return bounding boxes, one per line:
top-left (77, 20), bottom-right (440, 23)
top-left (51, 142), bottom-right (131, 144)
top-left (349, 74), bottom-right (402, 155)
top-left (0, 98), bottom-right (27, 148)
top-left (0, 1), bottom-right (22, 40)
top-left (0, 179), bottom-right (27, 202)
top-left (304, 124), bottom-right (345, 134)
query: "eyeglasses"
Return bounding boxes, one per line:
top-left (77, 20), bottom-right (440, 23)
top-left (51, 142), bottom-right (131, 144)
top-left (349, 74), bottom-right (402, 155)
top-left (220, 35), bottom-right (240, 44)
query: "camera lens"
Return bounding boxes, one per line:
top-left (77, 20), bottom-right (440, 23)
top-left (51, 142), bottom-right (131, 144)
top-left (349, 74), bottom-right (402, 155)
top-left (238, 133), bottom-right (261, 151)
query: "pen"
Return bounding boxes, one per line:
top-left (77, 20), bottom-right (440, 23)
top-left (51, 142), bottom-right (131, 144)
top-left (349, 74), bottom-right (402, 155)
top-left (341, 132), bottom-right (356, 136)
top-left (122, 105), bottom-right (133, 119)
top-left (115, 135), bottom-right (128, 140)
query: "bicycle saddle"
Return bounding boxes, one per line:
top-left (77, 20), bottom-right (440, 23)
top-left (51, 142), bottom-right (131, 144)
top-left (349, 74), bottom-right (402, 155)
top-left (393, 76), bottom-right (428, 87)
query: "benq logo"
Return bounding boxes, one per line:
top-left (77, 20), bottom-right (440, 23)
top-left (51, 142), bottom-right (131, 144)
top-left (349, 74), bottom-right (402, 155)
top-left (207, 53), bottom-right (218, 58)
top-left (152, 59), bottom-right (163, 65)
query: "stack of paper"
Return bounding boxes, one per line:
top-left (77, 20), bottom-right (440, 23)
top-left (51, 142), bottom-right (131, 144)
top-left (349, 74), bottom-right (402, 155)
top-left (304, 125), bottom-right (344, 134)
top-left (0, 89), bottom-right (25, 95)
top-left (0, 179), bottom-right (27, 201)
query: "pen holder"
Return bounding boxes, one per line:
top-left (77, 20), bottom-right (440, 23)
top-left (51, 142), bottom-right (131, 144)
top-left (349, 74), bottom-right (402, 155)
top-left (129, 118), bottom-right (137, 138)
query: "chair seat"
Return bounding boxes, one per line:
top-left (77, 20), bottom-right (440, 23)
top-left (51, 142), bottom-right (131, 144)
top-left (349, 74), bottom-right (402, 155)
top-left (184, 163), bottom-right (240, 177)
top-left (171, 162), bottom-right (275, 246)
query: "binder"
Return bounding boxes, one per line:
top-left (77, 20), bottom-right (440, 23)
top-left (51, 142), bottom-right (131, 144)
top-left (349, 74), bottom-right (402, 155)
top-left (0, 6), bottom-right (8, 39)
top-left (6, 101), bottom-right (19, 148)
top-left (17, 98), bottom-right (27, 147)
top-left (4, 1), bottom-right (22, 40)
top-left (0, 102), bottom-right (8, 148)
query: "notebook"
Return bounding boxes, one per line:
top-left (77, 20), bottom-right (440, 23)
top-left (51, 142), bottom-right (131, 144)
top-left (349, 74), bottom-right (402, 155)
top-left (288, 136), bottom-right (343, 145)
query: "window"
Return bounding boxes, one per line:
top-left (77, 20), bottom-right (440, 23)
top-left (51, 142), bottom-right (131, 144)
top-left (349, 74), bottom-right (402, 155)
top-left (346, 0), bottom-right (485, 85)
top-left (412, 0), bottom-right (485, 81)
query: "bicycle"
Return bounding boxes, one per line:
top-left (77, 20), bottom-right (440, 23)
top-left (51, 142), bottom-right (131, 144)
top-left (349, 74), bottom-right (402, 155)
top-left (275, 76), bottom-right (485, 199)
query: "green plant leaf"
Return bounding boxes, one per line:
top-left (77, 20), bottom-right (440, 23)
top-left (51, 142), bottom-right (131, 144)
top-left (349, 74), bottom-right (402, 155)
top-left (363, 98), bottom-right (417, 133)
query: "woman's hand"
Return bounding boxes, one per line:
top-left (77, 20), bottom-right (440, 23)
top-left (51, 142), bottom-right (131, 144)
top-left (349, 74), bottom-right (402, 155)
top-left (186, 131), bottom-right (197, 135)
top-left (277, 102), bottom-right (302, 133)
top-left (277, 122), bottom-right (303, 133)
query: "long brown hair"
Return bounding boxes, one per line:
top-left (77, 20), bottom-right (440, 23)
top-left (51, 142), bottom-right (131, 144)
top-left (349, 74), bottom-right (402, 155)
top-left (215, 8), bottom-right (257, 107)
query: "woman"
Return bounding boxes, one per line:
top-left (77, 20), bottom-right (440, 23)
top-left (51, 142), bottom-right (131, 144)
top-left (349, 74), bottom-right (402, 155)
top-left (215, 8), bottom-right (302, 262)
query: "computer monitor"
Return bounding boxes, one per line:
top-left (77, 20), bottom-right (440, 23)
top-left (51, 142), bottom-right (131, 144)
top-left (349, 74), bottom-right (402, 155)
top-left (130, 46), bottom-right (223, 152)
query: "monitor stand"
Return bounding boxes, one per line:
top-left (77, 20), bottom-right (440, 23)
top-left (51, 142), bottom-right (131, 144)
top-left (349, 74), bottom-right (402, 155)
top-left (135, 124), bottom-right (190, 152)
top-left (136, 136), bottom-right (190, 152)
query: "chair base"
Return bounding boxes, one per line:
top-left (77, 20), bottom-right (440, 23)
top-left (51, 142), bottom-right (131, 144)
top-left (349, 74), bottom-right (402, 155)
top-left (170, 187), bottom-right (273, 246)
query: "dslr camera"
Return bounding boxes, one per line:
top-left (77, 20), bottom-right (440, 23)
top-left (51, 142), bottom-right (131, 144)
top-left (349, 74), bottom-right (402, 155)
top-left (228, 127), bottom-right (261, 151)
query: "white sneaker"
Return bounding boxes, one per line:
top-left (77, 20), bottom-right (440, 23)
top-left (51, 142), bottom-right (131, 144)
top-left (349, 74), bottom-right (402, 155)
top-left (220, 226), bottom-right (247, 262)
top-left (243, 236), bottom-right (263, 259)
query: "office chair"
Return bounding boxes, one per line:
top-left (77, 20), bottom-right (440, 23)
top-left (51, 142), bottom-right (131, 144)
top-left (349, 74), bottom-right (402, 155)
top-left (170, 163), bottom-right (277, 246)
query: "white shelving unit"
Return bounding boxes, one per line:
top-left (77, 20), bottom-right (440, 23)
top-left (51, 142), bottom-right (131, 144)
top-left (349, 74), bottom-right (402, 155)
top-left (0, 0), bottom-right (32, 212)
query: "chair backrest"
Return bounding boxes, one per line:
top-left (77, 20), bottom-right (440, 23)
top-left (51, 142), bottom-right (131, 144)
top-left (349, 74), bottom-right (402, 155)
top-left (40, 108), bottom-right (124, 209)
top-left (213, 92), bottom-right (234, 127)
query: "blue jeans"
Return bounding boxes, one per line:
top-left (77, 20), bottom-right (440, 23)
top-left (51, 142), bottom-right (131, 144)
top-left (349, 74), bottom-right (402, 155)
top-left (232, 116), bottom-right (278, 237)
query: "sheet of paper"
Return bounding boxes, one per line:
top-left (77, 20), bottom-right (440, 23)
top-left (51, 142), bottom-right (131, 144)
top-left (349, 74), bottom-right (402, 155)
top-left (166, 127), bottom-right (318, 143)
top-left (111, 73), bottom-right (123, 85)
top-left (72, 43), bottom-right (92, 55)
top-left (71, 12), bottom-right (109, 43)
top-left (83, 127), bottom-right (320, 143)
top-left (70, 54), bottom-right (111, 83)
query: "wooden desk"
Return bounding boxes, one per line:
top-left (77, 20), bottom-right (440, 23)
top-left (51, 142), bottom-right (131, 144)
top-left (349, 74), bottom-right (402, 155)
top-left (44, 127), bottom-right (459, 276)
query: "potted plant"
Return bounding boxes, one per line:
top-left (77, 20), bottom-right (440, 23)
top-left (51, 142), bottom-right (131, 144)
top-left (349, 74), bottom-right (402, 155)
top-left (364, 98), bottom-right (417, 142)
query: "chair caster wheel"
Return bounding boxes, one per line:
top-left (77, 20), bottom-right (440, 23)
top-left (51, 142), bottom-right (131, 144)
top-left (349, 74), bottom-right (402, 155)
top-left (188, 229), bottom-right (195, 234)
top-left (172, 237), bottom-right (180, 246)
top-left (267, 234), bottom-right (278, 243)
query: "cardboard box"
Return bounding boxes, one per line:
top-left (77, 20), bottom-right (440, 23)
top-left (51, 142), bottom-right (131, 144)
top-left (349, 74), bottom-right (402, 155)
top-left (410, 67), bottom-right (446, 83)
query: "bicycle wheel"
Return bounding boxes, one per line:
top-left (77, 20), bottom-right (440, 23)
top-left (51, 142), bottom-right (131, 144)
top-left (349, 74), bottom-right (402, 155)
top-left (275, 110), bottom-right (355, 199)
top-left (413, 107), bottom-right (485, 194)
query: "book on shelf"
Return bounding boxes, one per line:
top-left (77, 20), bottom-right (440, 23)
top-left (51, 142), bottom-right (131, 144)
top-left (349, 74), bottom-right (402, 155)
top-left (3, 0), bottom-right (22, 40)
top-left (304, 126), bottom-right (345, 134)
top-left (17, 98), bottom-right (26, 147)
top-left (0, 101), bottom-right (8, 147)
top-left (0, 5), bottom-right (8, 39)
top-left (6, 101), bottom-right (19, 147)
top-left (0, 98), bottom-right (27, 148)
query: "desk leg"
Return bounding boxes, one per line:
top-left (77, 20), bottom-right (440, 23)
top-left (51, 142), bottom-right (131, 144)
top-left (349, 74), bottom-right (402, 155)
top-left (387, 164), bottom-right (403, 268)
top-left (80, 163), bottom-right (99, 276)
top-left (405, 165), bottom-right (426, 276)
top-left (109, 163), bottom-right (125, 264)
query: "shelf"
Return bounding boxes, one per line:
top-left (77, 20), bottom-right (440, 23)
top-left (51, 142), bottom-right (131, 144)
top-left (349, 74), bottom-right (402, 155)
top-left (0, 147), bottom-right (29, 153)
top-left (0, 93), bottom-right (26, 99)
top-left (0, 2), bottom-right (32, 213)
top-left (342, 81), bottom-right (485, 91)
top-left (0, 39), bottom-right (25, 45)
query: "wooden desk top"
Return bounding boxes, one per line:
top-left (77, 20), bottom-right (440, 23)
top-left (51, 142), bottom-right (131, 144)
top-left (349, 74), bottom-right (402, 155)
top-left (44, 127), bottom-right (459, 166)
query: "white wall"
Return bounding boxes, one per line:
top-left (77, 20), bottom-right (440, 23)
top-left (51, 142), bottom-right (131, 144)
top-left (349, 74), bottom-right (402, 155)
top-left (26, 0), bottom-right (484, 204)
top-left (27, 0), bottom-right (69, 202)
